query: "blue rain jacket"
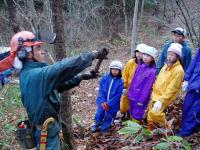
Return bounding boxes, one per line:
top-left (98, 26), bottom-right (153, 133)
top-left (96, 73), bottom-right (124, 113)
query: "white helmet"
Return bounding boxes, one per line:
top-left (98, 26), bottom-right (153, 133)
top-left (168, 43), bottom-right (182, 58)
top-left (136, 43), bottom-right (148, 53)
top-left (143, 46), bottom-right (157, 59)
top-left (109, 60), bottom-right (123, 71)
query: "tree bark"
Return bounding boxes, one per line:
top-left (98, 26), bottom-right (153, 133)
top-left (4, 0), bottom-right (21, 33)
top-left (51, 0), bottom-right (75, 149)
top-left (131, 0), bottom-right (139, 57)
top-left (26, 0), bottom-right (38, 32)
top-left (43, 0), bottom-right (53, 32)
top-left (137, 0), bottom-right (144, 32)
top-left (122, 0), bottom-right (128, 45)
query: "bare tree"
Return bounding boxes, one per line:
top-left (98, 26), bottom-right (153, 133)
top-left (137, 0), bottom-right (144, 32)
top-left (175, 0), bottom-right (200, 47)
top-left (26, 0), bottom-right (39, 32)
top-left (43, 0), bottom-right (53, 32)
top-left (51, 0), bottom-right (75, 149)
top-left (4, 0), bottom-right (21, 33)
top-left (123, 0), bottom-right (128, 45)
top-left (131, 0), bottom-right (139, 57)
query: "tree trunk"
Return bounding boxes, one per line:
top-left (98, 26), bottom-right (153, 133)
top-left (131, 0), bottom-right (139, 57)
top-left (137, 0), bottom-right (144, 32)
top-left (51, 0), bottom-right (75, 149)
top-left (26, 0), bottom-right (38, 32)
top-left (43, 0), bottom-right (53, 32)
top-left (102, 0), bottom-right (112, 37)
top-left (122, 0), bottom-right (128, 45)
top-left (4, 0), bottom-right (21, 33)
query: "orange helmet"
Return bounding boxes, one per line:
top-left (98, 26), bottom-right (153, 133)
top-left (0, 31), bottom-right (44, 72)
top-left (10, 31), bottom-right (44, 54)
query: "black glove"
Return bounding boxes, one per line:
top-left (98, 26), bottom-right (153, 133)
top-left (80, 71), bottom-right (98, 80)
top-left (92, 48), bottom-right (109, 60)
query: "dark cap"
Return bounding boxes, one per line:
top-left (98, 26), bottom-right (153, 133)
top-left (171, 27), bottom-right (187, 37)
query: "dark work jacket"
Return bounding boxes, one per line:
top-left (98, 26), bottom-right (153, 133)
top-left (19, 52), bottom-right (93, 125)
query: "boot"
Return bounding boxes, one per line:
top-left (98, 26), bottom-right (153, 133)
top-left (148, 122), bottom-right (155, 131)
top-left (127, 112), bottom-right (130, 120)
top-left (91, 125), bottom-right (99, 133)
top-left (121, 112), bottom-right (127, 122)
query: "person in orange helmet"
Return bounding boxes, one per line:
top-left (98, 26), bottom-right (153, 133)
top-left (4, 31), bottom-right (106, 150)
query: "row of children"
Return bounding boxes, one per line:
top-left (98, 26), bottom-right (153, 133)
top-left (92, 27), bottom-right (200, 137)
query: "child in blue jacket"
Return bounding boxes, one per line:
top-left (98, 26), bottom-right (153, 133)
top-left (92, 60), bottom-right (124, 132)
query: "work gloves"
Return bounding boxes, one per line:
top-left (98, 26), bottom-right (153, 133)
top-left (182, 80), bottom-right (188, 92)
top-left (102, 102), bottom-right (109, 111)
top-left (79, 71), bottom-right (98, 80)
top-left (182, 80), bottom-right (199, 93)
top-left (153, 100), bottom-right (162, 112)
top-left (92, 48), bottom-right (109, 60)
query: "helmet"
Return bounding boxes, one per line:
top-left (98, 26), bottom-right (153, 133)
top-left (143, 46), bottom-right (157, 59)
top-left (135, 43), bottom-right (148, 53)
top-left (168, 43), bottom-right (182, 58)
top-left (10, 31), bottom-right (44, 54)
top-left (0, 31), bottom-right (44, 72)
top-left (109, 60), bottom-right (123, 71)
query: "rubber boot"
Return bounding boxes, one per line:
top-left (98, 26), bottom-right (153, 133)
top-left (148, 122), bottom-right (155, 131)
top-left (127, 112), bottom-right (130, 120)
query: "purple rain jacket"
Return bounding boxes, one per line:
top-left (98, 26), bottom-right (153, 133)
top-left (128, 63), bottom-right (156, 120)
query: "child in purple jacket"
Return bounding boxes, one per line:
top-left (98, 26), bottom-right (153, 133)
top-left (128, 46), bottom-right (157, 122)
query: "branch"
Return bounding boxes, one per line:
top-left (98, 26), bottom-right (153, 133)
top-left (175, 1), bottom-right (193, 38)
top-left (0, 15), bottom-right (9, 22)
top-left (180, 0), bottom-right (198, 41)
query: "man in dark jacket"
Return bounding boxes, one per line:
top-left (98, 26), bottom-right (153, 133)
top-left (7, 31), bottom-right (105, 149)
top-left (156, 27), bottom-right (192, 74)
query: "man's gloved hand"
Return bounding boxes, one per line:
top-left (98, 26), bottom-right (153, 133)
top-left (182, 80), bottom-right (188, 92)
top-left (92, 48), bottom-right (109, 60)
top-left (101, 102), bottom-right (109, 111)
top-left (80, 71), bottom-right (98, 80)
top-left (152, 100), bottom-right (162, 112)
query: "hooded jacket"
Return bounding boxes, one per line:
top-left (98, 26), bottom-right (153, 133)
top-left (20, 52), bottom-right (93, 125)
top-left (122, 58), bottom-right (138, 89)
top-left (184, 48), bottom-right (200, 92)
top-left (128, 63), bottom-right (156, 104)
top-left (96, 73), bottom-right (124, 112)
top-left (128, 63), bottom-right (156, 120)
top-left (152, 61), bottom-right (184, 107)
